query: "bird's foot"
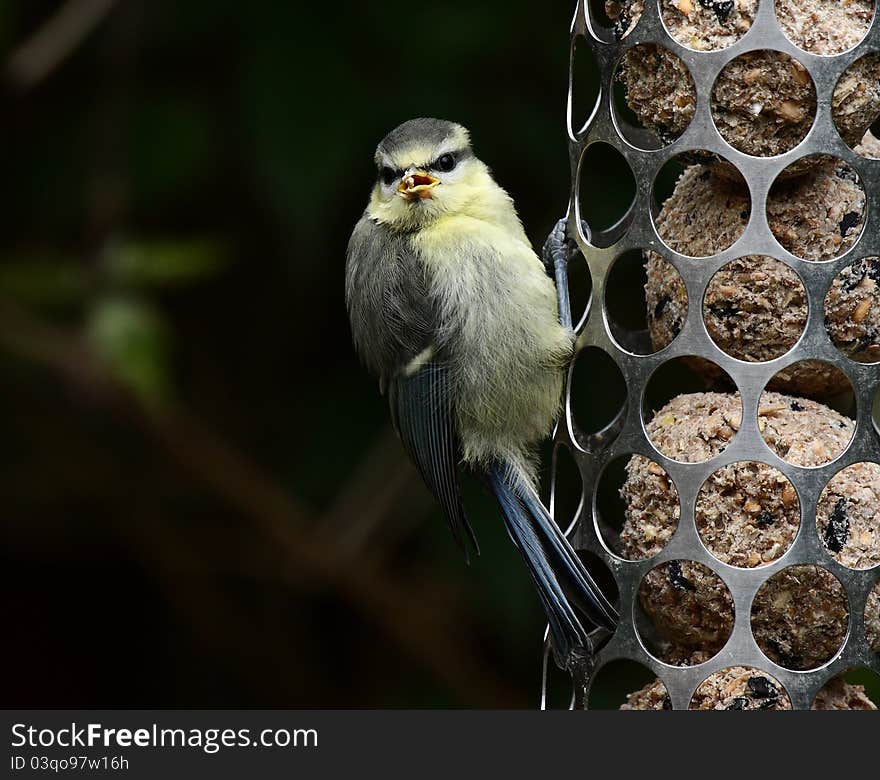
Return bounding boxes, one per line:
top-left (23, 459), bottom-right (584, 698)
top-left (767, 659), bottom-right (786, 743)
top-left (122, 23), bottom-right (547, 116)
top-left (541, 216), bottom-right (591, 276)
top-left (564, 627), bottom-right (612, 710)
top-left (542, 216), bottom-right (588, 331)
top-left (541, 216), bottom-right (571, 277)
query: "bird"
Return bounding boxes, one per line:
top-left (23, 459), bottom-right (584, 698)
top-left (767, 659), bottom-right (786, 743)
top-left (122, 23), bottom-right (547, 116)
top-left (345, 117), bottom-right (618, 672)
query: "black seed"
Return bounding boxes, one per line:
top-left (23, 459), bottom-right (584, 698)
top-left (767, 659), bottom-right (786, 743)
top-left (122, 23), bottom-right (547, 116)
top-left (670, 318), bottom-right (682, 338)
top-left (740, 210), bottom-right (749, 220)
top-left (662, 695), bottom-right (672, 710)
top-left (823, 498), bottom-right (849, 553)
top-left (747, 676), bottom-right (778, 701)
top-left (725, 697), bottom-right (749, 711)
top-left (844, 269), bottom-right (863, 292)
top-left (756, 511), bottom-right (774, 527)
top-left (839, 211), bottom-right (861, 238)
top-left (714, 0), bottom-right (734, 21)
top-left (699, 169), bottom-right (712, 181)
top-left (835, 166), bottom-right (860, 184)
top-left (709, 302), bottom-right (739, 319)
top-left (698, 0), bottom-right (734, 23)
top-left (766, 638), bottom-right (798, 669)
top-left (653, 296), bottom-right (671, 319)
top-left (843, 258), bottom-right (880, 291)
top-left (838, 419), bottom-right (848, 429)
top-left (667, 560), bottom-right (695, 591)
top-left (790, 401), bottom-right (805, 412)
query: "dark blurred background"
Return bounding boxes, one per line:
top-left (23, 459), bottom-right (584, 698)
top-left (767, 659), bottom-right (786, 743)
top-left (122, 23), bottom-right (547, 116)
top-left (0, 0), bottom-right (599, 708)
top-left (4, 1), bottom-right (877, 710)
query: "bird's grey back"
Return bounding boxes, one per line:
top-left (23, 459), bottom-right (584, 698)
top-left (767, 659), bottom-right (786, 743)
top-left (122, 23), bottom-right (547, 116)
top-left (345, 216), bottom-right (438, 383)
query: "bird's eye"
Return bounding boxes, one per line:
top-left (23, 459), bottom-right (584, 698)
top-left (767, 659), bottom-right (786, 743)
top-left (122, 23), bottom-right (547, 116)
top-left (380, 166), bottom-right (396, 186)
top-left (434, 153), bottom-right (456, 173)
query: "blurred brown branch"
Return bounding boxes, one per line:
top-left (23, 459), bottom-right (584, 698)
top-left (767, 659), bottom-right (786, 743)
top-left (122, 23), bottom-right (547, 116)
top-left (0, 300), bottom-right (519, 706)
top-left (5, 0), bottom-right (120, 92)
top-left (322, 426), bottom-right (431, 562)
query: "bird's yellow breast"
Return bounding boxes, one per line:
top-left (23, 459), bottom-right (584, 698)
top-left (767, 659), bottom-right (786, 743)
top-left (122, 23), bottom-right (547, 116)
top-left (412, 209), bottom-right (573, 481)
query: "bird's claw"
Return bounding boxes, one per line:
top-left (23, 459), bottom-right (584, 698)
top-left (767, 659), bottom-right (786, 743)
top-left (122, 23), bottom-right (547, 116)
top-left (565, 627), bottom-right (611, 709)
top-left (543, 216), bottom-right (589, 330)
top-left (542, 216), bottom-right (590, 276)
top-left (542, 216), bottom-right (570, 276)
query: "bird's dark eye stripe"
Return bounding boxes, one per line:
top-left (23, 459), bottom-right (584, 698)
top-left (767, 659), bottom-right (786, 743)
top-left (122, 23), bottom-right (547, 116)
top-left (379, 166), bottom-right (399, 185)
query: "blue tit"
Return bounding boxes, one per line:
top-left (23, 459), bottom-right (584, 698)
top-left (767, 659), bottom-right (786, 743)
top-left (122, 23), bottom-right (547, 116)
top-left (345, 118), bottom-right (618, 671)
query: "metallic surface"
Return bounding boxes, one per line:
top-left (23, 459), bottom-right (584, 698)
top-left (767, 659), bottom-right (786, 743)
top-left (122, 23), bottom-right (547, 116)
top-left (545, 0), bottom-right (880, 709)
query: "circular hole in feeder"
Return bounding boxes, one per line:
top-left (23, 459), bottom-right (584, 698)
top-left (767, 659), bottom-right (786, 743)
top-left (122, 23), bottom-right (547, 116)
top-left (711, 50), bottom-right (816, 157)
top-left (662, 0), bottom-right (757, 51)
top-left (834, 53), bottom-right (880, 155)
top-left (596, 453), bottom-right (680, 561)
top-left (570, 35), bottom-right (600, 136)
top-left (577, 142), bottom-right (635, 245)
top-left (644, 358), bottom-right (740, 464)
top-left (768, 156), bottom-right (866, 260)
top-left (566, 243), bottom-right (593, 329)
top-left (825, 257), bottom-right (880, 364)
top-left (608, 248), bottom-right (686, 355)
top-left (551, 444), bottom-right (583, 536)
top-left (652, 155), bottom-right (749, 257)
top-left (866, 581), bottom-right (880, 654)
top-left (571, 347), bottom-right (627, 440)
top-left (704, 256), bottom-right (807, 363)
top-left (576, 549), bottom-right (620, 612)
top-left (637, 560), bottom-right (734, 664)
top-left (643, 251), bottom-right (688, 355)
top-left (612, 44), bottom-right (695, 150)
top-left (776, 0), bottom-right (874, 56)
top-left (589, 659), bottom-right (665, 710)
top-left (696, 461), bottom-right (799, 568)
top-left (752, 564), bottom-right (849, 670)
top-left (817, 463), bottom-right (880, 570)
top-left (758, 373), bottom-right (855, 466)
top-left (597, 0), bottom-right (636, 39)
top-left (690, 667), bottom-right (791, 710)
top-left (610, 0), bottom-right (757, 51)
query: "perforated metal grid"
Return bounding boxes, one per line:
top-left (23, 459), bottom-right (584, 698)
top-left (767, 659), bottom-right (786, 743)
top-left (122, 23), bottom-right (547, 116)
top-left (546, 0), bottom-right (880, 709)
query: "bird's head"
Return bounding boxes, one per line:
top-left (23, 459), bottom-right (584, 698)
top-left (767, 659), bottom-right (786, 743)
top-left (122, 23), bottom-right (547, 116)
top-left (367, 118), bottom-right (496, 231)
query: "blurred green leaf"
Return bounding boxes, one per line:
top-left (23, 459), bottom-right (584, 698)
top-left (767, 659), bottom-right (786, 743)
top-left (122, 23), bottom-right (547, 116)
top-left (102, 236), bottom-right (231, 289)
top-left (86, 295), bottom-right (173, 409)
top-left (0, 254), bottom-right (89, 306)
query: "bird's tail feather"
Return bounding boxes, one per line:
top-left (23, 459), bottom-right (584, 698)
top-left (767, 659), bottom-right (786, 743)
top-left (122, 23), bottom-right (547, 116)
top-left (488, 461), bottom-right (618, 669)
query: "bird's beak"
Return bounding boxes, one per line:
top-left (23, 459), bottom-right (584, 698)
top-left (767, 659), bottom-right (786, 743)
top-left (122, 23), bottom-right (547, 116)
top-left (397, 171), bottom-right (440, 200)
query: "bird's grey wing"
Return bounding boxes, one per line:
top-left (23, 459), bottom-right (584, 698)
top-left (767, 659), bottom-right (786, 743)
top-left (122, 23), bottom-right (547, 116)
top-left (345, 215), bottom-right (435, 388)
top-left (347, 217), bottom-right (476, 556)
top-left (388, 362), bottom-right (479, 560)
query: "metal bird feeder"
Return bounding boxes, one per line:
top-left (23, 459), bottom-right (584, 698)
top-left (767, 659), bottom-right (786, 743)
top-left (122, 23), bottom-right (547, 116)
top-left (543, 0), bottom-right (880, 709)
